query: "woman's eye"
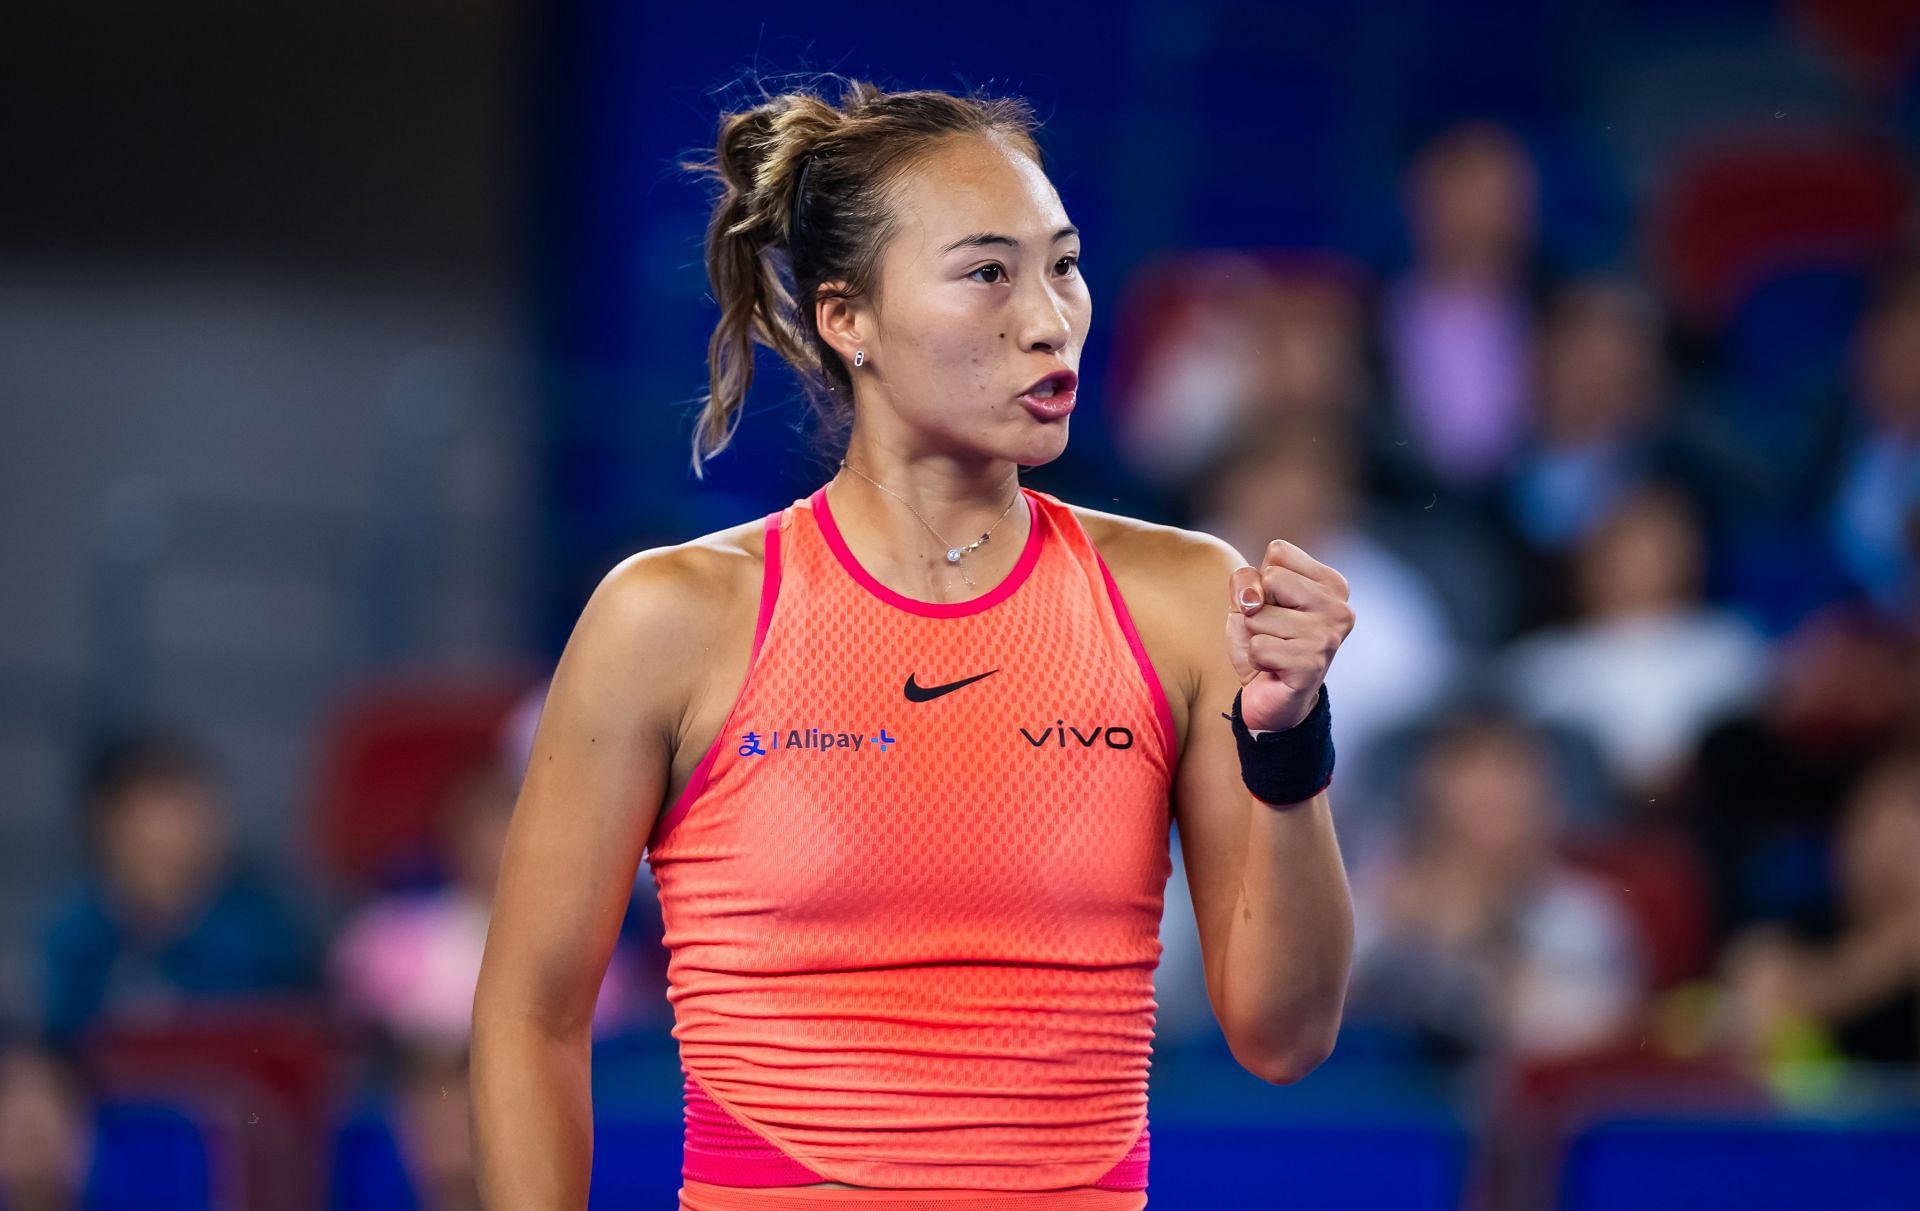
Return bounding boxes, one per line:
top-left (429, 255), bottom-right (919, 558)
top-left (969, 256), bottom-right (1080, 284)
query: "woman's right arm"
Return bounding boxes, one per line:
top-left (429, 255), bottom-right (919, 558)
top-left (470, 547), bottom-right (716, 1209)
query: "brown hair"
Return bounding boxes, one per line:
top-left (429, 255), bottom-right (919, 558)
top-left (679, 75), bottom-right (1044, 478)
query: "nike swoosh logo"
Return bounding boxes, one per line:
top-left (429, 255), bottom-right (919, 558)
top-left (904, 668), bottom-right (999, 702)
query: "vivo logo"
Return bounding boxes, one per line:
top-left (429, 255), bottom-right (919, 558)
top-left (1019, 721), bottom-right (1135, 749)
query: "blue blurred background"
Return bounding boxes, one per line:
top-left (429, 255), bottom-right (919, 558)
top-left (4, 1), bottom-right (1920, 1208)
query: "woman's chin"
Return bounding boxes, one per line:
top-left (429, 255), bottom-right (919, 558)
top-left (1010, 430), bottom-right (1069, 466)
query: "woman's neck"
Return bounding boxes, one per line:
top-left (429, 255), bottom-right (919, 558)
top-left (824, 453), bottom-right (1029, 600)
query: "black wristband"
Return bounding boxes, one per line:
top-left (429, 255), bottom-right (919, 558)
top-left (1221, 683), bottom-right (1335, 808)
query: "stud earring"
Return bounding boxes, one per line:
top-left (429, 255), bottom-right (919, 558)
top-left (853, 349), bottom-right (865, 368)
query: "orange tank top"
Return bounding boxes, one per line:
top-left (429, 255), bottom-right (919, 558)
top-left (643, 482), bottom-right (1179, 1193)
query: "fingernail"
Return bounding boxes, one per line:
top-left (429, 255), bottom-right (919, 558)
top-left (1238, 587), bottom-right (1261, 610)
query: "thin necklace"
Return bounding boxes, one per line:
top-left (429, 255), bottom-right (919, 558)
top-left (835, 458), bottom-right (1024, 590)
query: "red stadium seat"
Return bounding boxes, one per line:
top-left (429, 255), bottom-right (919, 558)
top-left (309, 669), bottom-right (540, 890)
top-left (78, 999), bottom-right (352, 1211)
top-left (1472, 1042), bottom-right (1772, 1211)
top-left (1789, 0), bottom-right (1920, 95)
top-left (1563, 827), bottom-right (1714, 990)
top-left (1649, 134), bottom-right (1910, 329)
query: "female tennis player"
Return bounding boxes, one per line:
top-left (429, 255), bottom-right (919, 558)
top-left (472, 78), bottom-right (1357, 1210)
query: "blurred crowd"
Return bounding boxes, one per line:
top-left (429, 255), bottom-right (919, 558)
top-left (5, 108), bottom-right (1920, 1211)
top-left (1139, 118), bottom-right (1920, 1109)
top-left (0, 695), bottom-right (663, 1211)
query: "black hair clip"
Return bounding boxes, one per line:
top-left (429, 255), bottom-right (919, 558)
top-left (789, 152), bottom-right (815, 243)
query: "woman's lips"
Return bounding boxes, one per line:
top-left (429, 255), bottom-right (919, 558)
top-left (1018, 384), bottom-right (1076, 420)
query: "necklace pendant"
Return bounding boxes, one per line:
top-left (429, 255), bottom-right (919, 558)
top-left (946, 547), bottom-right (961, 563)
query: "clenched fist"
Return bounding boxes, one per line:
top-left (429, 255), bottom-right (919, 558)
top-left (1225, 538), bottom-right (1356, 733)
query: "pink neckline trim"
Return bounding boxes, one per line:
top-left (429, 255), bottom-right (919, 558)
top-left (810, 484), bottom-right (1045, 618)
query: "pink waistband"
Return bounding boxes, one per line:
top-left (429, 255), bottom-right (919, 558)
top-left (681, 1074), bottom-right (1151, 1191)
top-left (678, 1178), bottom-right (1150, 1210)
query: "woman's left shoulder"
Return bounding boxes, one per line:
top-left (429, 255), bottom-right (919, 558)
top-left (1056, 497), bottom-right (1244, 592)
top-left (1055, 497), bottom-right (1245, 676)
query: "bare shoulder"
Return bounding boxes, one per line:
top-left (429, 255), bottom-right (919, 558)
top-left (599, 514), bottom-right (766, 612)
top-left (1063, 499), bottom-right (1246, 611)
top-left (567, 514), bottom-right (767, 732)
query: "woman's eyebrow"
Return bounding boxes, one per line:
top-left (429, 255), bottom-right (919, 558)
top-left (940, 225), bottom-right (1080, 254)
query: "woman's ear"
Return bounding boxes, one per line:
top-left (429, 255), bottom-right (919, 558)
top-left (815, 285), bottom-right (865, 364)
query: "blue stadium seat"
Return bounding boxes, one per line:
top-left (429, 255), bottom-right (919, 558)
top-left (84, 1102), bottom-right (211, 1211)
top-left (1561, 1116), bottom-right (1920, 1211)
top-left (327, 1101), bottom-right (419, 1211)
top-left (587, 1115), bottom-right (684, 1208)
top-left (1144, 1121), bottom-right (1470, 1211)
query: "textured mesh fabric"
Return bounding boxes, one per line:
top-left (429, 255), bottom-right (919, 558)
top-left (645, 484), bottom-right (1179, 1192)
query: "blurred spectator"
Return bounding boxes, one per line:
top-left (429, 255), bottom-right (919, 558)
top-left (1194, 413), bottom-right (1461, 791)
top-left (329, 754), bottom-right (643, 1052)
top-left (1346, 714), bottom-right (1648, 1071)
top-left (1496, 481), bottom-right (1771, 801)
top-left (327, 1045), bottom-right (478, 1211)
top-left (1823, 261), bottom-right (1920, 620)
top-left (1683, 602), bottom-right (1920, 951)
top-left (35, 731), bottom-right (319, 1044)
top-left (1503, 275), bottom-right (1761, 554)
top-left (326, 708), bottom-right (643, 1209)
top-left (1110, 252), bottom-right (1374, 494)
top-left (1716, 744), bottom-right (1920, 1067)
top-left (1382, 120), bottom-right (1543, 494)
top-left (0, 1037), bottom-right (92, 1211)
top-left (390, 1045), bottom-right (478, 1211)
